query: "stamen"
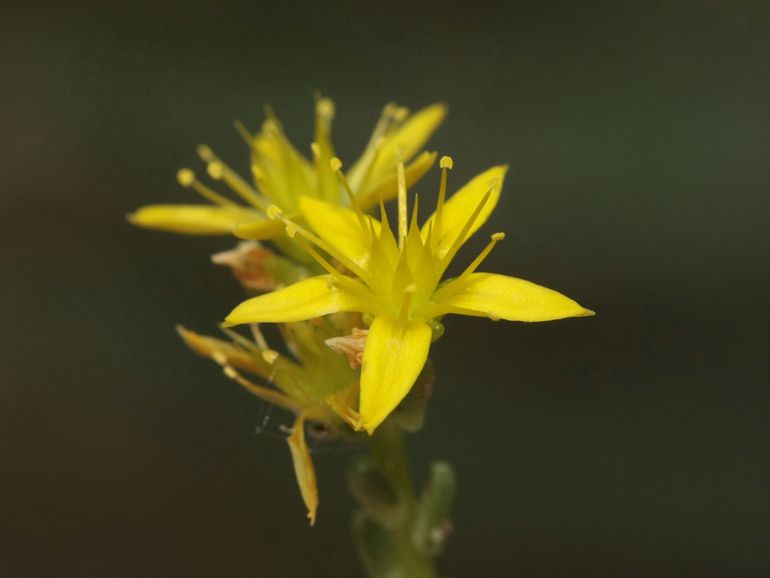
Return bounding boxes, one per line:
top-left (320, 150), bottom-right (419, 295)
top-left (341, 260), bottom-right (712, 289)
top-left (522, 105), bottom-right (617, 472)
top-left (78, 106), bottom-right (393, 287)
top-left (266, 204), bottom-right (283, 219)
top-left (177, 168), bottom-right (236, 207)
top-left (397, 153), bottom-right (408, 249)
top-left (262, 349), bottom-right (279, 364)
top-left (433, 156), bottom-right (453, 246)
top-left (331, 157), bottom-right (370, 239)
top-left (399, 283), bottom-right (417, 320)
top-left (392, 106), bottom-right (409, 125)
top-left (233, 120), bottom-right (253, 145)
top-left (292, 234), bottom-right (347, 282)
top-left (249, 323), bottom-right (269, 351)
top-left (221, 364), bottom-right (300, 413)
top-left (458, 232), bottom-right (506, 280)
top-left (197, 145), bottom-right (268, 210)
top-left (439, 183), bottom-right (495, 271)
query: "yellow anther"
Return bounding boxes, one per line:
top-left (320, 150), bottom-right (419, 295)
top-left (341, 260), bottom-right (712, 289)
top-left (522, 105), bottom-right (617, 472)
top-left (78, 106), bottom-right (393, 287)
top-left (316, 98), bottom-right (335, 119)
top-left (266, 205), bottom-right (283, 219)
top-left (393, 107), bottom-right (409, 123)
top-left (330, 157), bottom-right (343, 172)
top-left (175, 167), bottom-right (234, 206)
top-left (383, 102), bottom-right (399, 117)
top-left (207, 161), bottom-right (224, 180)
top-left (197, 144), bottom-right (214, 161)
top-left (177, 168), bottom-right (195, 187)
top-left (491, 232), bottom-right (506, 241)
top-left (223, 365), bottom-right (238, 379)
top-left (262, 349), bottom-right (279, 364)
top-left (439, 156), bottom-right (454, 170)
top-left (212, 351), bottom-right (227, 365)
top-left (285, 222), bottom-right (299, 238)
top-left (310, 142), bottom-right (321, 160)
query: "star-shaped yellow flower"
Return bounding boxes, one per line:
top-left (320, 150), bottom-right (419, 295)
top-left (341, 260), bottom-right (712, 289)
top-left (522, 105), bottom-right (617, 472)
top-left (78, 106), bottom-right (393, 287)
top-left (129, 97), bottom-right (445, 240)
top-left (223, 156), bottom-right (594, 434)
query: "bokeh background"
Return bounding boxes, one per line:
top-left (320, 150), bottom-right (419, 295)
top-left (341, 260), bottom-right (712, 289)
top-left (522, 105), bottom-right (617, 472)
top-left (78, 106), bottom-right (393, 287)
top-left (2, 1), bottom-right (769, 576)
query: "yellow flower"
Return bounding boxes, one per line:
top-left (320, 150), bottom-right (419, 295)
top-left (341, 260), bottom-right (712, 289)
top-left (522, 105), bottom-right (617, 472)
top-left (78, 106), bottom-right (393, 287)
top-left (177, 318), bottom-right (360, 525)
top-left (222, 156), bottom-right (594, 434)
top-left (129, 97), bottom-right (445, 239)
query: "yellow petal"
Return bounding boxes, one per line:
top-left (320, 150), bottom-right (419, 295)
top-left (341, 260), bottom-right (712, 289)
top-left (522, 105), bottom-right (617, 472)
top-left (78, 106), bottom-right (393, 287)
top-left (128, 204), bottom-right (259, 235)
top-left (287, 412), bottom-right (319, 525)
top-left (421, 165), bottom-right (508, 258)
top-left (358, 315), bottom-right (432, 435)
top-left (233, 216), bottom-right (292, 240)
top-left (430, 272), bottom-right (594, 321)
top-left (357, 151), bottom-right (437, 210)
top-left (223, 275), bottom-right (365, 326)
top-left (370, 103), bottom-right (447, 177)
top-left (299, 196), bottom-right (381, 267)
top-left (252, 115), bottom-right (314, 212)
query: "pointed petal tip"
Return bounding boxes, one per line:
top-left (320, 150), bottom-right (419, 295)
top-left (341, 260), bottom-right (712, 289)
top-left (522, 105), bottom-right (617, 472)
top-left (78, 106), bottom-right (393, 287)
top-left (580, 308), bottom-right (596, 317)
top-left (356, 420), bottom-right (378, 436)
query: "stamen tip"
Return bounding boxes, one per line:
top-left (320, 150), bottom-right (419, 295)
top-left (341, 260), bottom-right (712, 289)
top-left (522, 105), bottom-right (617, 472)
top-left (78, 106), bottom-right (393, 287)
top-left (330, 157), bottom-right (343, 172)
top-left (316, 98), bottom-right (335, 119)
top-left (207, 161), bottom-right (224, 180)
top-left (262, 349), bottom-right (279, 364)
top-left (439, 155), bottom-right (454, 170)
top-left (197, 144), bottom-right (213, 159)
top-left (177, 168), bottom-right (195, 187)
top-left (266, 205), bottom-right (283, 220)
top-left (491, 232), bottom-right (506, 241)
top-left (310, 142), bottom-right (320, 159)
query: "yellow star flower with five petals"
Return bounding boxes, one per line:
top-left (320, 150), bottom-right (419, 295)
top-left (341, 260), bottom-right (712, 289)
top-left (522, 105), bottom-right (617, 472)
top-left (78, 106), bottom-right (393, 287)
top-left (223, 156), bottom-right (594, 434)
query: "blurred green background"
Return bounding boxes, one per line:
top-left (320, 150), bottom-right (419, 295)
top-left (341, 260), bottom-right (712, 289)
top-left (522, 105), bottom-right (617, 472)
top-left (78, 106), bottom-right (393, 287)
top-left (2, 1), bottom-right (769, 576)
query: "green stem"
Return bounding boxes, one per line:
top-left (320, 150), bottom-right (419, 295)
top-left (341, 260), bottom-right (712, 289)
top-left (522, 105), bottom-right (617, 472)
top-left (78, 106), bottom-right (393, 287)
top-left (366, 423), bottom-right (437, 578)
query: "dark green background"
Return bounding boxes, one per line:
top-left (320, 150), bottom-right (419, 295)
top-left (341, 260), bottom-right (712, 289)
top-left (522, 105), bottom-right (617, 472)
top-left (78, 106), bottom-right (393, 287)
top-left (2, 1), bottom-right (768, 576)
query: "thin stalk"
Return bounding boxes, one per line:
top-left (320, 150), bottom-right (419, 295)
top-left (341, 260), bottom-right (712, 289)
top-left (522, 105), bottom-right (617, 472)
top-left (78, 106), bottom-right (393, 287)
top-left (366, 423), bottom-right (437, 578)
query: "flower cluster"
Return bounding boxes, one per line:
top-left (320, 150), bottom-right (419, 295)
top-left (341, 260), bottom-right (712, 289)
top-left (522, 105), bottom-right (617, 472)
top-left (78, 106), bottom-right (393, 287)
top-left (131, 97), bottom-right (592, 525)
